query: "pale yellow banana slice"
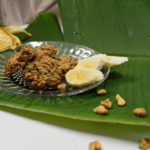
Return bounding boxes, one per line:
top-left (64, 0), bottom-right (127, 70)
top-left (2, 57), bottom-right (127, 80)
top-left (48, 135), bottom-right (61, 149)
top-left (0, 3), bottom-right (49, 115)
top-left (0, 29), bottom-right (13, 50)
top-left (66, 68), bottom-right (104, 87)
top-left (75, 54), bottom-right (106, 70)
top-left (101, 56), bottom-right (128, 68)
top-left (2, 26), bottom-right (32, 36)
top-left (76, 53), bottom-right (128, 69)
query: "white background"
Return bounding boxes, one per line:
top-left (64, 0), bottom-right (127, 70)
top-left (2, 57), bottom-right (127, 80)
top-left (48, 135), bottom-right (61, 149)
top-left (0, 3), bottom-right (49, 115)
top-left (0, 105), bottom-right (150, 150)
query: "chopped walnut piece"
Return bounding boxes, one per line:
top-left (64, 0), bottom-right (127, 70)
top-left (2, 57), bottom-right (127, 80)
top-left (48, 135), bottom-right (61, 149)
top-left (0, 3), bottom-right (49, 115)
top-left (133, 108), bottom-right (146, 117)
top-left (57, 83), bottom-right (66, 90)
top-left (140, 138), bottom-right (150, 149)
top-left (93, 105), bottom-right (108, 115)
top-left (116, 94), bottom-right (126, 106)
top-left (89, 140), bottom-right (102, 150)
top-left (101, 99), bottom-right (112, 109)
top-left (97, 89), bottom-right (106, 95)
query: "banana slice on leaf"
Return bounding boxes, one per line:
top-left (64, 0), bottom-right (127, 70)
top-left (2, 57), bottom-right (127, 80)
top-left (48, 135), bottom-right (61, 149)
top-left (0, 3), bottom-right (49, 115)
top-left (66, 68), bottom-right (104, 87)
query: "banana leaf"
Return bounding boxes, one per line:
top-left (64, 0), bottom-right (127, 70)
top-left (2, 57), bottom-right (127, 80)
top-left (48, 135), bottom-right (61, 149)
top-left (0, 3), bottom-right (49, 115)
top-left (16, 12), bottom-right (63, 42)
top-left (0, 1), bottom-right (150, 126)
top-left (58, 0), bottom-right (150, 56)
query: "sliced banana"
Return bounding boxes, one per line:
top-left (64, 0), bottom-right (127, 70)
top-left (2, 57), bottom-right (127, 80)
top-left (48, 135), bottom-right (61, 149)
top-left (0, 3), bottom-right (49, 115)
top-left (76, 53), bottom-right (128, 70)
top-left (66, 53), bottom-right (128, 88)
top-left (101, 56), bottom-right (128, 68)
top-left (75, 54), bottom-right (106, 70)
top-left (66, 68), bottom-right (104, 87)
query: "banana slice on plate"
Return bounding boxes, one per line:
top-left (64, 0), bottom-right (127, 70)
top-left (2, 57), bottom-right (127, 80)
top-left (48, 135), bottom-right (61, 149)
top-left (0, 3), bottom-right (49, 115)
top-left (75, 54), bottom-right (128, 70)
top-left (67, 54), bottom-right (128, 88)
top-left (101, 56), bottom-right (128, 68)
top-left (66, 68), bottom-right (104, 87)
top-left (75, 54), bottom-right (106, 70)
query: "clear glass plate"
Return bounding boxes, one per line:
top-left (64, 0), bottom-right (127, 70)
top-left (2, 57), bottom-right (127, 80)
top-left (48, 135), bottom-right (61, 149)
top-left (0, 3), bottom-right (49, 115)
top-left (0, 41), bottom-right (110, 97)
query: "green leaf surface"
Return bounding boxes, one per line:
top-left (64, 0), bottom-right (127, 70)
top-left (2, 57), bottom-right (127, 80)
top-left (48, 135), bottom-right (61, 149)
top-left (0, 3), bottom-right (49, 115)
top-left (58, 0), bottom-right (150, 56)
top-left (16, 12), bottom-right (63, 42)
top-left (0, 2), bottom-right (150, 126)
top-left (0, 57), bottom-right (149, 125)
top-left (56, 0), bottom-right (150, 125)
top-left (0, 25), bottom-right (6, 27)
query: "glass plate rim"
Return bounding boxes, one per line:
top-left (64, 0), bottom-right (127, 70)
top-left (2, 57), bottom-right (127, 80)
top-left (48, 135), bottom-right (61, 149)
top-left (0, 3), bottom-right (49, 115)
top-left (0, 41), bottom-right (110, 98)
